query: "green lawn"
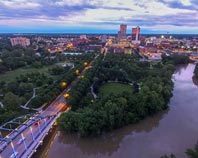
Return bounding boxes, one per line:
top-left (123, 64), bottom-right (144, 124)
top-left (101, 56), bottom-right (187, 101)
top-left (0, 65), bottom-right (55, 82)
top-left (99, 82), bottom-right (133, 98)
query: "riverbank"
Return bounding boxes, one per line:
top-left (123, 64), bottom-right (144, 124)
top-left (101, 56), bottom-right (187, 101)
top-left (34, 63), bottom-right (198, 158)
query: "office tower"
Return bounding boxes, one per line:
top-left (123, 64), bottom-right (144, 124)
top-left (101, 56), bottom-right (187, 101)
top-left (132, 26), bottom-right (140, 44)
top-left (118, 24), bottom-right (127, 39)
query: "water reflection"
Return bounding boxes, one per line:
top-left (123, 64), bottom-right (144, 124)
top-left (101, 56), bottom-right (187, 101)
top-left (192, 75), bottom-right (198, 86)
top-left (57, 110), bottom-right (168, 156)
top-left (174, 64), bottom-right (188, 75)
top-left (36, 63), bottom-right (198, 158)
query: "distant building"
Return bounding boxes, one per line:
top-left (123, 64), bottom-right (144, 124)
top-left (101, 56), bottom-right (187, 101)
top-left (80, 35), bottom-right (87, 39)
top-left (132, 26), bottom-right (140, 44)
top-left (106, 38), bottom-right (131, 48)
top-left (10, 37), bottom-right (30, 47)
top-left (148, 53), bottom-right (162, 61)
top-left (87, 44), bottom-right (103, 52)
top-left (124, 47), bottom-right (132, 54)
top-left (114, 47), bottom-right (125, 53)
top-left (118, 24), bottom-right (127, 39)
top-left (101, 35), bottom-right (108, 43)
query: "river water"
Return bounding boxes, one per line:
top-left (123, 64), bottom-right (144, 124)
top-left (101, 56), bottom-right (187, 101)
top-left (34, 63), bottom-right (198, 158)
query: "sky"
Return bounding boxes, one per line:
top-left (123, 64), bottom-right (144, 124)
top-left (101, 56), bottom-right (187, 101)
top-left (0, 0), bottom-right (197, 34)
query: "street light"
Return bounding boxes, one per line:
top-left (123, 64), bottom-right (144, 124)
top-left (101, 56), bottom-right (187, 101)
top-left (75, 69), bottom-right (79, 75)
top-left (64, 93), bottom-right (70, 99)
top-left (60, 81), bottom-right (67, 88)
top-left (80, 75), bottom-right (84, 79)
top-left (83, 62), bottom-right (88, 66)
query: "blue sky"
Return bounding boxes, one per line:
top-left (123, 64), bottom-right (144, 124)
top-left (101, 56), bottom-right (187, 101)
top-left (0, 0), bottom-right (197, 34)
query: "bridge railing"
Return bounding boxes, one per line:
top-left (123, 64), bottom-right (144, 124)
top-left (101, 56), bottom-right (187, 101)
top-left (0, 113), bottom-right (56, 153)
top-left (21, 113), bottom-right (61, 158)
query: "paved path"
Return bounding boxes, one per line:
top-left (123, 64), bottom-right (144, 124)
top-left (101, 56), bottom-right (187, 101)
top-left (0, 54), bottom-right (100, 158)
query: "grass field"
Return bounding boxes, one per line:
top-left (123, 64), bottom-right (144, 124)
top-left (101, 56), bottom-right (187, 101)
top-left (0, 61), bottom-right (73, 82)
top-left (99, 82), bottom-right (133, 98)
top-left (0, 65), bottom-right (55, 82)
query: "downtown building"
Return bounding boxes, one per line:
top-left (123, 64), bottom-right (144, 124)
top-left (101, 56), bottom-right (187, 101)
top-left (118, 24), bottom-right (127, 39)
top-left (10, 37), bottom-right (30, 47)
top-left (132, 26), bottom-right (141, 44)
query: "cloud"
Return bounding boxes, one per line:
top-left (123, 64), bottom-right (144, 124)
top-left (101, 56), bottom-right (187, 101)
top-left (0, 0), bottom-right (197, 33)
top-left (159, 0), bottom-right (197, 10)
top-left (1, 0), bottom-right (41, 9)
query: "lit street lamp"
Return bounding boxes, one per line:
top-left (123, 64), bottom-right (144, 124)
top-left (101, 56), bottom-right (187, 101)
top-left (61, 81), bottom-right (67, 88)
top-left (64, 93), bottom-right (70, 99)
top-left (75, 69), bottom-right (79, 75)
top-left (83, 62), bottom-right (88, 66)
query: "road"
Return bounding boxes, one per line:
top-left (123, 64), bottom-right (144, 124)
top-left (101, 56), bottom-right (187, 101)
top-left (0, 54), bottom-right (99, 158)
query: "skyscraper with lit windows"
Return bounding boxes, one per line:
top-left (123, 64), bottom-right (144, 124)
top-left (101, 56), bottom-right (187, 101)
top-left (132, 26), bottom-right (140, 44)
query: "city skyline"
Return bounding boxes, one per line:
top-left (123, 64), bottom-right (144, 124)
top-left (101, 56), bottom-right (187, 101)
top-left (0, 0), bottom-right (198, 34)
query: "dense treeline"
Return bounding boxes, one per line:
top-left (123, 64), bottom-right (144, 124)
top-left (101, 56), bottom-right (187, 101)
top-left (66, 55), bottom-right (103, 110)
top-left (162, 53), bottom-right (190, 65)
top-left (194, 63), bottom-right (198, 78)
top-left (161, 141), bottom-right (198, 158)
top-left (0, 42), bottom-right (89, 73)
top-left (58, 53), bottom-right (175, 137)
top-left (0, 46), bottom-right (49, 73)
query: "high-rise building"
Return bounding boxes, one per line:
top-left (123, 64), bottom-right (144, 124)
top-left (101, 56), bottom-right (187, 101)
top-left (120, 24), bottom-right (127, 36)
top-left (10, 37), bottom-right (30, 47)
top-left (118, 24), bottom-right (127, 39)
top-left (132, 26), bottom-right (140, 44)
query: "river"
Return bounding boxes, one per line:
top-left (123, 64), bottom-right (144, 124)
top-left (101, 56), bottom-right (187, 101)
top-left (33, 63), bottom-right (198, 158)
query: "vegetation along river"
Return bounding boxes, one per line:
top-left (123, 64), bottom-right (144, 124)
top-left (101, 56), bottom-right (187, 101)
top-left (33, 63), bottom-right (198, 158)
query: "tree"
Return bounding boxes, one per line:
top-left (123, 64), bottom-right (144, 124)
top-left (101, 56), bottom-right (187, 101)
top-left (186, 142), bottom-right (198, 158)
top-left (30, 96), bottom-right (44, 108)
top-left (32, 61), bottom-right (42, 68)
top-left (58, 53), bottom-right (175, 137)
top-left (18, 82), bottom-right (33, 96)
top-left (3, 92), bottom-right (21, 110)
top-left (49, 66), bottom-right (65, 75)
top-left (58, 111), bottom-right (80, 133)
top-left (161, 154), bottom-right (176, 158)
top-left (0, 64), bottom-right (7, 73)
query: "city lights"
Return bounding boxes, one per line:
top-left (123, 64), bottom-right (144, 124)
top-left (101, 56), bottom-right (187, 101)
top-left (83, 62), bottom-right (88, 66)
top-left (61, 81), bottom-right (67, 87)
top-left (75, 69), bottom-right (79, 75)
top-left (63, 93), bottom-right (70, 99)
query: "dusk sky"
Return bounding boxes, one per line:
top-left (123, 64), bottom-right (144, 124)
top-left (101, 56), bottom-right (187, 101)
top-left (0, 0), bottom-right (197, 34)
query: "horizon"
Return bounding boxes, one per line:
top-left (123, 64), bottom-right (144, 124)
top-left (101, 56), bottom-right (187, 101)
top-left (0, 0), bottom-right (198, 34)
top-left (0, 32), bottom-right (198, 35)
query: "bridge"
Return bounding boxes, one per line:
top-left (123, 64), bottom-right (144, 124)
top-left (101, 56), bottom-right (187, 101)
top-left (0, 100), bottom-right (67, 158)
top-left (0, 54), bottom-right (99, 158)
top-left (0, 78), bottom-right (71, 158)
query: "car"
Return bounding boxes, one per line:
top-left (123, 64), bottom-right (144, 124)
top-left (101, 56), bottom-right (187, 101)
top-left (34, 121), bottom-right (41, 127)
top-left (16, 138), bottom-right (26, 145)
top-left (9, 152), bottom-right (18, 158)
